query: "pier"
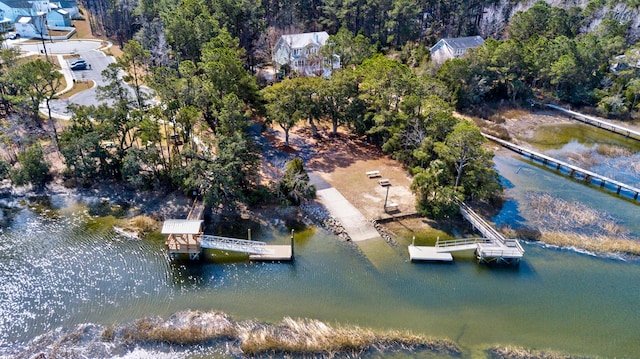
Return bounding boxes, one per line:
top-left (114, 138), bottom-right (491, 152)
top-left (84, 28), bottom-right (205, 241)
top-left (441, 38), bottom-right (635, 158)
top-left (483, 133), bottom-right (640, 201)
top-left (409, 203), bottom-right (524, 264)
top-left (546, 104), bottom-right (640, 141)
top-left (163, 200), bottom-right (293, 261)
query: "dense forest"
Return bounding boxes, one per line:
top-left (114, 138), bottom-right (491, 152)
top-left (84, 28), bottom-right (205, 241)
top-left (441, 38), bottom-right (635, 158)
top-left (0, 0), bottom-right (639, 218)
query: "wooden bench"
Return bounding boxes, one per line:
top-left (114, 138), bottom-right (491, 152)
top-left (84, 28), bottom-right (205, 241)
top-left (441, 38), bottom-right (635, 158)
top-left (366, 170), bottom-right (381, 178)
top-left (384, 202), bottom-right (399, 212)
top-left (378, 179), bottom-right (391, 186)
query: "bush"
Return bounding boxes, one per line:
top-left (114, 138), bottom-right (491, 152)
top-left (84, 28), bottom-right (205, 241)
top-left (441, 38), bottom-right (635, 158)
top-left (277, 158), bottom-right (315, 206)
top-left (0, 160), bottom-right (10, 179)
top-left (11, 143), bottom-right (50, 188)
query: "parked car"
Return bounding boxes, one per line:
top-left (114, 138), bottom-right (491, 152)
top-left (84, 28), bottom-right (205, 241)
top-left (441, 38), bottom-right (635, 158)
top-left (6, 33), bottom-right (19, 40)
top-left (70, 62), bottom-right (87, 71)
top-left (70, 58), bottom-right (86, 67)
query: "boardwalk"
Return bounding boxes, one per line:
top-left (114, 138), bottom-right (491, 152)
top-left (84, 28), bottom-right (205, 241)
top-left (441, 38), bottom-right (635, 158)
top-left (484, 133), bottom-right (640, 201)
top-left (409, 203), bottom-right (524, 264)
top-left (546, 104), bottom-right (640, 141)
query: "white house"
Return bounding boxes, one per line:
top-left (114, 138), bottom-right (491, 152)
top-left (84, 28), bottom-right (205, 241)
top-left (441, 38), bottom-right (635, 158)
top-left (0, 0), bottom-right (33, 24)
top-left (15, 13), bottom-right (47, 38)
top-left (273, 31), bottom-right (340, 77)
top-left (57, 0), bottom-right (80, 19)
top-left (47, 8), bottom-right (70, 26)
top-left (0, 0), bottom-right (77, 37)
top-left (430, 36), bottom-right (485, 64)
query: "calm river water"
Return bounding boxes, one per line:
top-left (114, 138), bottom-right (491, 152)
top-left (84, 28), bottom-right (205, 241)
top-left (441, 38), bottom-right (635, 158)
top-left (1, 121), bottom-right (639, 358)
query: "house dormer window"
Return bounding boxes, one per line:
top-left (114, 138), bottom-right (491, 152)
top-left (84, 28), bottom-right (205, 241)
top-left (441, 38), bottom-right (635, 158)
top-left (292, 48), bottom-right (300, 56)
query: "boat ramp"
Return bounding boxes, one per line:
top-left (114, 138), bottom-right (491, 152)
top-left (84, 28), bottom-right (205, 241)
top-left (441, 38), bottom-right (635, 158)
top-left (409, 202), bottom-right (524, 265)
top-left (162, 200), bottom-right (293, 261)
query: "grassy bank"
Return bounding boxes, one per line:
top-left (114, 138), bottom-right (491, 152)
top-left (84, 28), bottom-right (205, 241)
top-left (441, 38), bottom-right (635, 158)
top-left (116, 311), bottom-right (460, 358)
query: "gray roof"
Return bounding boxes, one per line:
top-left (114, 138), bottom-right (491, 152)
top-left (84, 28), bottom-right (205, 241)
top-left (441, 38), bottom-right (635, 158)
top-left (1, 0), bottom-right (33, 9)
top-left (439, 36), bottom-right (484, 50)
top-left (280, 31), bottom-right (329, 49)
top-left (161, 219), bottom-right (203, 234)
top-left (58, 0), bottom-right (78, 7)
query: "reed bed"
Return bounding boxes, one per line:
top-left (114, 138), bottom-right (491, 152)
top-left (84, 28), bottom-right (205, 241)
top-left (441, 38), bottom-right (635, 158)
top-left (503, 193), bottom-right (640, 257)
top-left (539, 231), bottom-right (640, 257)
top-left (564, 151), bottom-right (598, 169)
top-left (595, 144), bottom-right (633, 158)
top-left (238, 317), bottom-right (459, 357)
top-left (524, 193), bottom-right (629, 238)
top-left (115, 311), bottom-right (460, 358)
top-left (487, 345), bottom-right (591, 359)
top-left (119, 214), bottom-right (158, 237)
top-left (121, 311), bottom-right (238, 345)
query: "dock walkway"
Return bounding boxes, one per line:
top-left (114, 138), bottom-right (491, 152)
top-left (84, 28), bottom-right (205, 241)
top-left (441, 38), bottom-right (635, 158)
top-left (546, 104), bottom-right (640, 141)
top-left (164, 200), bottom-right (293, 261)
top-left (484, 133), bottom-right (640, 201)
top-left (409, 203), bottom-right (524, 264)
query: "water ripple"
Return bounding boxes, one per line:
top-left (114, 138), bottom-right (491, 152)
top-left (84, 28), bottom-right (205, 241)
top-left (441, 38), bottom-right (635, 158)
top-left (0, 209), bottom-right (174, 350)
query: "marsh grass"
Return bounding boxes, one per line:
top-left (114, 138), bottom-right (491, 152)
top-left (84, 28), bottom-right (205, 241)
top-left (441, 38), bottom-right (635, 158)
top-left (238, 317), bottom-right (458, 357)
top-left (118, 311), bottom-right (459, 357)
top-left (595, 144), bottom-right (633, 158)
top-left (507, 193), bottom-right (640, 256)
top-left (564, 151), bottom-right (598, 169)
top-left (119, 215), bottom-right (160, 238)
top-left (524, 193), bottom-right (629, 238)
top-left (469, 116), bottom-right (511, 140)
top-left (539, 231), bottom-right (640, 256)
top-left (487, 345), bottom-right (590, 359)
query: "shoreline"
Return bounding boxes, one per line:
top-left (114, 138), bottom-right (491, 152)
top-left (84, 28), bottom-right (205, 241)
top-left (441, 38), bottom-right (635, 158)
top-left (10, 309), bottom-right (584, 359)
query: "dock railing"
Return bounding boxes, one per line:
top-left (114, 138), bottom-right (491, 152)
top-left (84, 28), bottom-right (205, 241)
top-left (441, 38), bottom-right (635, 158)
top-left (200, 235), bottom-right (272, 255)
top-left (436, 237), bottom-right (492, 248)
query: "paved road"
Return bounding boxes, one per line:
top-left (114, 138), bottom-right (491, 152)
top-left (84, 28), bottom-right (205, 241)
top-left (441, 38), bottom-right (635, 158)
top-left (12, 39), bottom-right (154, 119)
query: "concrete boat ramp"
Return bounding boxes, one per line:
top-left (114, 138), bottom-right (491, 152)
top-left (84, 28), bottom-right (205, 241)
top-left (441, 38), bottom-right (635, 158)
top-left (313, 176), bottom-right (399, 269)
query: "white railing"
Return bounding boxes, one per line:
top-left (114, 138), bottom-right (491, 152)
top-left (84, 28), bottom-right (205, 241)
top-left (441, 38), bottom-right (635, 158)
top-left (200, 235), bottom-right (272, 255)
top-left (436, 237), bottom-right (492, 248)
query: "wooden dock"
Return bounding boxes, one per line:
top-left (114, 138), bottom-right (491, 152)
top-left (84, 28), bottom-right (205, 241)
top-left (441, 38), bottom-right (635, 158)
top-left (483, 133), bottom-right (640, 201)
top-left (163, 200), bottom-right (294, 261)
top-left (409, 204), bottom-right (524, 265)
top-left (546, 104), bottom-right (640, 141)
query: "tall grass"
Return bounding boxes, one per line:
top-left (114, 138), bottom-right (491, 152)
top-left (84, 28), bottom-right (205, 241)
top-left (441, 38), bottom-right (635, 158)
top-left (238, 317), bottom-right (459, 357)
top-left (508, 193), bottom-right (640, 256)
top-left (122, 215), bottom-right (158, 237)
top-left (595, 144), bottom-right (633, 158)
top-left (539, 231), bottom-right (640, 257)
top-left (524, 193), bottom-right (629, 238)
top-left (114, 311), bottom-right (459, 358)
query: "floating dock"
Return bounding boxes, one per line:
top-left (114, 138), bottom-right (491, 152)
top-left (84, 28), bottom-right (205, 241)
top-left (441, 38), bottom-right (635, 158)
top-left (249, 245), bottom-right (293, 261)
top-left (408, 245), bottom-right (453, 262)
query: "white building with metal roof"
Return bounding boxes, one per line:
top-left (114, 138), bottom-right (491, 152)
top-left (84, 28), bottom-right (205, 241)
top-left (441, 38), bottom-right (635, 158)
top-left (430, 35), bottom-right (485, 64)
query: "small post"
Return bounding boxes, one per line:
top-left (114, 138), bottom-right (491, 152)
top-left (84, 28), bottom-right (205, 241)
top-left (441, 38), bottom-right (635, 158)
top-left (290, 229), bottom-right (295, 259)
top-left (412, 236), bottom-right (415, 246)
top-left (248, 228), bottom-right (251, 241)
